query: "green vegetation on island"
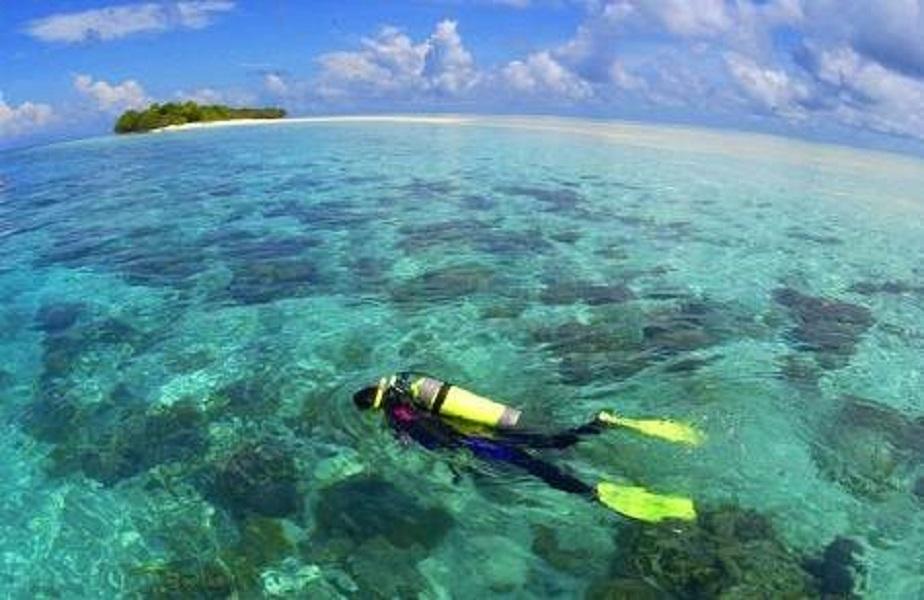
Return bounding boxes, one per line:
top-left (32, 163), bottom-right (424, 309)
top-left (114, 102), bottom-right (286, 134)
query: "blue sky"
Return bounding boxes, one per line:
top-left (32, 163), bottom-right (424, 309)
top-left (2, 1), bottom-right (924, 154)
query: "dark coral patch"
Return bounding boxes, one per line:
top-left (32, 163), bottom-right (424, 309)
top-left (208, 372), bottom-right (283, 418)
top-left (803, 537), bottom-right (864, 598)
top-left (773, 288), bottom-right (874, 369)
top-left (913, 476), bottom-right (924, 500)
top-left (37, 222), bottom-right (209, 288)
top-left (42, 399), bottom-right (207, 486)
top-left (115, 244), bottom-right (209, 288)
top-left (461, 194), bottom-right (496, 211)
top-left (37, 317), bottom-right (142, 383)
top-left (813, 396), bottom-right (923, 500)
top-left (24, 316), bottom-right (146, 444)
top-left (398, 178), bottom-right (458, 199)
top-left (777, 353), bottom-right (822, 389)
top-left (204, 231), bottom-right (320, 262)
top-left (614, 505), bottom-right (846, 599)
top-left (531, 524), bottom-right (596, 575)
top-left (663, 354), bottom-right (721, 374)
top-left (397, 219), bottom-right (553, 259)
top-left (475, 227), bottom-right (554, 257)
top-left (549, 229), bottom-right (582, 244)
top-left (848, 280), bottom-right (924, 296)
top-left (539, 280), bottom-right (634, 307)
top-left (22, 386), bottom-right (80, 444)
top-left (225, 259), bottom-right (320, 305)
top-left (396, 218), bottom-right (490, 252)
top-left (313, 476), bottom-right (453, 550)
top-left (34, 302), bottom-right (84, 334)
top-left (389, 263), bottom-right (501, 305)
top-left (137, 516), bottom-right (296, 599)
top-left (532, 298), bottom-right (731, 385)
top-left (785, 228), bottom-right (844, 246)
top-left (205, 441), bottom-right (301, 518)
top-left (495, 185), bottom-right (585, 215)
top-left (585, 578), bottom-right (662, 599)
top-left (287, 200), bottom-right (373, 230)
top-left (641, 300), bottom-right (728, 359)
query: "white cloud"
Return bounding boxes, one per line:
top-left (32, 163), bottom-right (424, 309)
top-left (263, 73), bottom-right (289, 96)
top-left (174, 87), bottom-right (258, 106)
top-left (725, 53), bottom-right (809, 118)
top-left (803, 0), bottom-right (924, 78)
top-left (26, 1), bottom-right (234, 43)
top-left (807, 46), bottom-right (924, 138)
top-left (74, 74), bottom-right (149, 112)
top-left (544, 0), bottom-right (924, 142)
top-left (424, 20), bottom-right (479, 95)
top-left (0, 94), bottom-right (54, 138)
top-left (317, 26), bottom-right (427, 99)
top-left (316, 20), bottom-right (478, 100)
top-left (601, 0), bottom-right (733, 38)
top-left (176, 87), bottom-right (225, 104)
top-left (609, 60), bottom-right (647, 91)
top-left (501, 51), bottom-right (593, 100)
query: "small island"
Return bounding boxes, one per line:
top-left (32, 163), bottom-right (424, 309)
top-left (114, 102), bottom-right (286, 134)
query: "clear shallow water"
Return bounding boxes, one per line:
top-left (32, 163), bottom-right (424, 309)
top-left (1, 117), bottom-right (923, 598)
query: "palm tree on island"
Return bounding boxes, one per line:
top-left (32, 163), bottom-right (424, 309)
top-left (114, 101), bottom-right (286, 134)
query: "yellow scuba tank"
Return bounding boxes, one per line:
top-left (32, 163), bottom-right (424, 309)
top-left (408, 375), bottom-right (522, 429)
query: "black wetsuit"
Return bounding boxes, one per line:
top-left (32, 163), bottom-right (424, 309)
top-left (380, 383), bottom-right (604, 497)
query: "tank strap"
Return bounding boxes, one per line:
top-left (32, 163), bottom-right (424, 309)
top-left (431, 382), bottom-right (452, 415)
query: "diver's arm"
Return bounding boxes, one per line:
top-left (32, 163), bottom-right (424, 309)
top-left (385, 399), bottom-right (462, 450)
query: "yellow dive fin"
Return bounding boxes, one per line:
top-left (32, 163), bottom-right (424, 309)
top-left (597, 410), bottom-right (705, 446)
top-left (596, 482), bottom-right (696, 523)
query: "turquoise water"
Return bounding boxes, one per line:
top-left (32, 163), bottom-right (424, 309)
top-left (1, 117), bottom-right (923, 598)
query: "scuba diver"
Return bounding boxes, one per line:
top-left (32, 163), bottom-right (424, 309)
top-left (353, 372), bottom-right (703, 523)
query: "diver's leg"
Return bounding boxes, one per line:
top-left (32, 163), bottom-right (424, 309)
top-left (500, 420), bottom-right (605, 450)
top-left (507, 447), bottom-right (595, 496)
top-left (462, 437), bottom-right (593, 495)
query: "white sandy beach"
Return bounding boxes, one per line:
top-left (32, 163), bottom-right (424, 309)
top-left (153, 114), bottom-right (924, 199)
top-left (155, 115), bottom-right (475, 133)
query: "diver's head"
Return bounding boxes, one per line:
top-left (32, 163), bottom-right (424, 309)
top-left (353, 377), bottom-right (387, 411)
top-left (353, 386), bottom-right (378, 410)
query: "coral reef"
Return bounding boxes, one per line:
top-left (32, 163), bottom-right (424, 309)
top-left (813, 396), bottom-right (923, 500)
top-left (47, 400), bottom-right (207, 486)
top-left (307, 476), bottom-right (455, 597)
top-left (777, 353), bottom-right (822, 390)
top-left (495, 184), bottom-right (587, 216)
top-left (913, 475), bottom-right (924, 500)
top-left (225, 259), bottom-right (320, 305)
top-left (204, 440), bottom-right (301, 519)
top-left (397, 219), bottom-right (554, 260)
top-left (773, 288), bottom-right (874, 369)
top-left (585, 578), bottom-right (663, 600)
top-left (539, 280), bottom-right (635, 307)
top-left (848, 280), bottom-right (924, 296)
top-left (803, 537), bottom-right (865, 597)
top-left (24, 317), bottom-right (146, 445)
top-left (532, 524), bottom-right (597, 575)
top-left (34, 302), bottom-right (85, 334)
top-left (531, 297), bottom-right (732, 385)
top-left (137, 516), bottom-right (296, 598)
top-left (388, 262), bottom-right (502, 305)
top-left (612, 505), bottom-right (862, 599)
top-left (312, 476), bottom-right (453, 551)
